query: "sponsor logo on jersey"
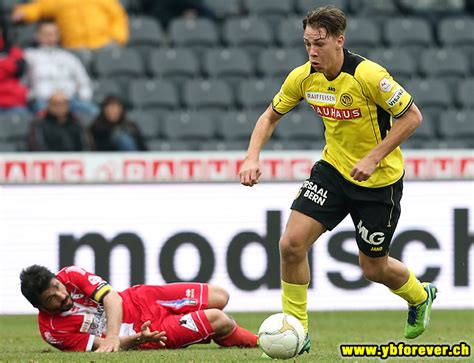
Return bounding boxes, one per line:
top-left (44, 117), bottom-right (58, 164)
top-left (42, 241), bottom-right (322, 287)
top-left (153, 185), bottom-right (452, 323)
top-left (386, 87), bottom-right (404, 107)
top-left (357, 220), bottom-right (385, 245)
top-left (340, 93), bottom-right (353, 106)
top-left (88, 275), bottom-right (103, 285)
top-left (157, 298), bottom-right (198, 309)
top-left (379, 77), bottom-right (393, 92)
top-left (306, 92), bottom-right (337, 104)
top-left (327, 86), bottom-right (336, 92)
top-left (312, 105), bottom-right (361, 120)
top-left (179, 313), bottom-right (199, 332)
top-left (44, 331), bottom-right (63, 346)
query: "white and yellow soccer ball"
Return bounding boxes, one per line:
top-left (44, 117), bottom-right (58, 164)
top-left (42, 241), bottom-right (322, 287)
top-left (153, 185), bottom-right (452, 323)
top-left (258, 313), bottom-right (305, 359)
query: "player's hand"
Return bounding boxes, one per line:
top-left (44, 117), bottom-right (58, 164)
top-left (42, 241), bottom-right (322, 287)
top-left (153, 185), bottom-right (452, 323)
top-left (95, 335), bottom-right (120, 352)
top-left (350, 156), bottom-right (378, 182)
top-left (239, 158), bottom-right (261, 186)
top-left (139, 320), bottom-right (167, 347)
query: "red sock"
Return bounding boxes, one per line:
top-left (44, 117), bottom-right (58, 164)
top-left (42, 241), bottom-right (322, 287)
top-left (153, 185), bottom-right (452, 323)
top-left (214, 323), bottom-right (258, 348)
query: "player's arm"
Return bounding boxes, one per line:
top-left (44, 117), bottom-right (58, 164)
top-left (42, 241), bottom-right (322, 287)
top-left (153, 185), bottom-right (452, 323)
top-left (350, 103), bottom-right (422, 181)
top-left (94, 290), bottom-right (123, 352)
top-left (92, 321), bottom-right (167, 351)
top-left (239, 105), bottom-right (283, 186)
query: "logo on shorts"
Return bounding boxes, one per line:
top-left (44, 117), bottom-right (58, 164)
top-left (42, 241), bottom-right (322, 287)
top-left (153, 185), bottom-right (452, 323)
top-left (301, 180), bottom-right (328, 206)
top-left (185, 288), bottom-right (195, 298)
top-left (157, 298), bottom-right (198, 309)
top-left (179, 313), bottom-right (199, 332)
top-left (357, 220), bottom-right (385, 245)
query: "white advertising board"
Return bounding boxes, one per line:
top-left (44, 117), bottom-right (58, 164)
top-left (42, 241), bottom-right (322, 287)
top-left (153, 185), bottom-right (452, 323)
top-left (0, 181), bottom-right (473, 313)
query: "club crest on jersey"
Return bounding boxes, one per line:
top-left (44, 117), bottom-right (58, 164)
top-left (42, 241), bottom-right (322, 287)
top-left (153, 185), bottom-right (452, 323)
top-left (340, 93), bottom-right (353, 106)
top-left (379, 77), bottom-right (393, 92)
top-left (179, 313), bottom-right (199, 332)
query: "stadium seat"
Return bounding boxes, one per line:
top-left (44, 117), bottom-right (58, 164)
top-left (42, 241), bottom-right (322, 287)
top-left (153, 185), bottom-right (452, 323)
top-left (127, 109), bottom-right (161, 140)
top-left (237, 77), bottom-right (282, 110)
top-left (128, 79), bottom-right (179, 112)
top-left (349, 0), bottom-right (400, 15)
top-left (295, 0), bottom-right (347, 14)
top-left (203, 0), bottom-right (241, 19)
top-left (168, 17), bottom-right (219, 51)
top-left (457, 78), bottom-right (474, 108)
top-left (406, 110), bottom-right (438, 140)
top-left (277, 16), bottom-right (304, 47)
top-left (92, 78), bottom-right (123, 104)
top-left (161, 110), bottom-right (217, 142)
top-left (242, 0), bottom-right (294, 28)
top-left (93, 47), bottom-right (144, 79)
top-left (0, 113), bottom-right (33, 152)
top-left (344, 17), bottom-right (381, 49)
top-left (438, 109), bottom-right (474, 140)
top-left (257, 47), bottom-right (307, 78)
top-left (274, 107), bottom-right (325, 141)
top-left (183, 79), bottom-right (234, 111)
top-left (217, 110), bottom-right (261, 141)
top-left (222, 16), bottom-right (273, 57)
top-left (128, 16), bottom-right (164, 57)
top-left (11, 23), bottom-right (36, 47)
top-left (148, 47), bottom-right (200, 84)
top-left (202, 48), bottom-right (254, 86)
top-left (438, 17), bottom-right (474, 47)
top-left (384, 18), bottom-right (433, 49)
top-left (419, 48), bottom-right (469, 79)
top-left (368, 48), bottom-right (417, 79)
top-left (147, 139), bottom-right (194, 151)
top-left (404, 78), bottom-right (452, 109)
top-left (199, 140), bottom-right (249, 151)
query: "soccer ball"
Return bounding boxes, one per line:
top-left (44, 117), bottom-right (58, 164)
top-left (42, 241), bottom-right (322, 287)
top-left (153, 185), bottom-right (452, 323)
top-left (258, 313), bottom-right (305, 359)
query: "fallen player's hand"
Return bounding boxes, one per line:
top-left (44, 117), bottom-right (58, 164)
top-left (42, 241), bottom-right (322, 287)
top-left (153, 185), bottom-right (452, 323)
top-left (95, 335), bottom-right (120, 352)
top-left (139, 320), bottom-right (167, 347)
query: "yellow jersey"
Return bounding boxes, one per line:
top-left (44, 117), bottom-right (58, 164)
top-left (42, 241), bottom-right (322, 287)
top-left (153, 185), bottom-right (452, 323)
top-left (272, 49), bottom-right (413, 188)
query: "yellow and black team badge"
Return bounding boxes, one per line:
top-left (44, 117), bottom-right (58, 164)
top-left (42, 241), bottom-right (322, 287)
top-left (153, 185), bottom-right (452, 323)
top-left (295, 187), bottom-right (303, 200)
top-left (340, 93), bottom-right (353, 107)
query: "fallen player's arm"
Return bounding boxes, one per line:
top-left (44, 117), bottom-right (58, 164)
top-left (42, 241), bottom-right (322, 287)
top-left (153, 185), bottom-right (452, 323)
top-left (94, 290), bottom-right (123, 352)
top-left (92, 321), bottom-right (167, 351)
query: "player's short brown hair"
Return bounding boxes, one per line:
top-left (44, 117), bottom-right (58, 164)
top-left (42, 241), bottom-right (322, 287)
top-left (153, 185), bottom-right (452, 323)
top-left (303, 6), bottom-right (346, 37)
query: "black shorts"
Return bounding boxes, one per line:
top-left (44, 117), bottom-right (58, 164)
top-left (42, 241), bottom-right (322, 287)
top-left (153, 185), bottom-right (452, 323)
top-left (291, 160), bottom-right (403, 257)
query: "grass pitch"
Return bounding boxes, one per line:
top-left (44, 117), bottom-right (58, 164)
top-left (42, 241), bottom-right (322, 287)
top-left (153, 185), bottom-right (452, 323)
top-left (0, 310), bottom-right (472, 362)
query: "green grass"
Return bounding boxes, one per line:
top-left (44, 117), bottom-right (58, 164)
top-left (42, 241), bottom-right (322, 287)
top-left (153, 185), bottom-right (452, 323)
top-left (0, 310), bottom-right (472, 362)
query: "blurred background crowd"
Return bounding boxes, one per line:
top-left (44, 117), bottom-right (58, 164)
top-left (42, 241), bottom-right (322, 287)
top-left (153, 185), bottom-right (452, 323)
top-left (0, 0), bottom-right (473, 152)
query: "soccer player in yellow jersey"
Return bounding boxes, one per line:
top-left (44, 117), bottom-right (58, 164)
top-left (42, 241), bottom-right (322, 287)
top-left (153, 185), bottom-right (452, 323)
top-left (239, 6), bottom-right (437, 355)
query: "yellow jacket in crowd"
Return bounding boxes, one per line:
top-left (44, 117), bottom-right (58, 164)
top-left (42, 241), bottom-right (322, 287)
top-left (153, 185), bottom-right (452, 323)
top-left (14, 0), bottom-right (129, 49)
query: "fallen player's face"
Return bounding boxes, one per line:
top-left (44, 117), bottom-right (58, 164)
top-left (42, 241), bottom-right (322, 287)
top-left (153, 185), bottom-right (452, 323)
top-left (39, 278), bottom-right (74, 313)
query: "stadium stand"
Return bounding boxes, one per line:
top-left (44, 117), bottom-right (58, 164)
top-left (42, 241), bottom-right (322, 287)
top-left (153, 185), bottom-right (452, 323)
top-left (2, 0), bottom-right (474, 151)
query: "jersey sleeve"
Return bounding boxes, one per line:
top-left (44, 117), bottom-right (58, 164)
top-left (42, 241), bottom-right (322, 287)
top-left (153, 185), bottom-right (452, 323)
top-left (57, 266), bottom-right (112, 303)
top-left (41, 328), bottom-right (95, 352)
top-left (356, 60), bottom-right (413, 118)
top-left (271, 64), bottom-right (307, 115)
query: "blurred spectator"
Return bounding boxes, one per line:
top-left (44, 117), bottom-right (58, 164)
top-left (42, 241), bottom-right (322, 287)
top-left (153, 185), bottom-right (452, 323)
top-left (90, 95), bottom-right (147, 151)
top-left (29, 91), bottom-right (91, 151)
top-left (12, 0), bottom-right (128, 50)
top-left (141, 0), bottom-right (216, 29)
top-left (25, 21), bottom-right (98, 117)
top-left (0, 27), bottom-right (28, 114)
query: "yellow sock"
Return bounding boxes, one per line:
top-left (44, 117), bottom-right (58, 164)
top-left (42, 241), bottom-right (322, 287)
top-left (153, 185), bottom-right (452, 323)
top-left (281, 280), bottom-right (309, 333)
top-left (390, 271), bottom-right (427, 306)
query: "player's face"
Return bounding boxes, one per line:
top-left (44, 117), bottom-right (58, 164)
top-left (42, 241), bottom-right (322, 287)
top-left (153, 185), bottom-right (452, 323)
top-left (303, 26), bottom-right (344, 77)
top-left (39, 278), bottom-right (74, 314)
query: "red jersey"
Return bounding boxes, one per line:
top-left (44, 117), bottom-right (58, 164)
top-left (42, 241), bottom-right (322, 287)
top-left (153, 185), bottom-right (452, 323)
top-left (38, 266), bottom-right (209, 351)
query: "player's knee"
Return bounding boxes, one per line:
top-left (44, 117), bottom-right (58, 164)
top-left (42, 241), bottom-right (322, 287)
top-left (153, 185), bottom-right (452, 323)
top-left (205, 309), bottom-right (234, 337)
top-left (360, 260), bottom-right (384, 283)
top-left (208, 285), bottom-right (229, 309)
top-left (280, 234), bottom-right (307, 263)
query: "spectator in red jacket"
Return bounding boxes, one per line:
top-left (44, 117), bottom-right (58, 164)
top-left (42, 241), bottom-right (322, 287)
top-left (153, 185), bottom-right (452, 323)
top-left (0, 28), bottom-right (28, 114)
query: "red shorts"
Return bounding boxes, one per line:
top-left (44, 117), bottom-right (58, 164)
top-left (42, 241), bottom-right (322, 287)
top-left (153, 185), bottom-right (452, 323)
top-left (121, 283), bottom-right (214, 349)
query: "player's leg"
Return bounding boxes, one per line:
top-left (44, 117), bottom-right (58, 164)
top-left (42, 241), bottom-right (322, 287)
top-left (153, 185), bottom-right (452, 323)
top-left (206, 309), bottom-right (258, 348)
top-left (279, 210), bottom-right (325, 335)
top-left (351, 178), bottom-right (436, 339)
top-left (207, 285), bottom-right (229, 310)
top-left (284, 161), bottom-right (348, 339)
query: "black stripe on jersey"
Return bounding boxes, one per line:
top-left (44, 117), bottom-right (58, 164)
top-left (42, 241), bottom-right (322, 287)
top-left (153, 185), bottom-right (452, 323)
top-left (341, 49), bottom-right (364, 76)
top-left (393, 97), bottom-right (414, 118)
top-left (376, 105), bottom-right (391, 140)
